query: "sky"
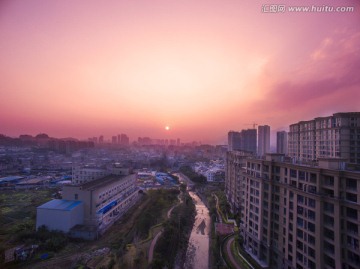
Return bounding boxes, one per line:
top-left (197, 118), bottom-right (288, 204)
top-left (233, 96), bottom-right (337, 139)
top-left (1, 0), bottom-right (359, 144)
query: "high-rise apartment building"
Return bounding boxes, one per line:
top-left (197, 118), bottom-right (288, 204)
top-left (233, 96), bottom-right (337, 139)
top-left (226, 153), bottom-right (360, 269)
top-left (226, 112), bottom-right (360, 269)
top-left (277, 131), bottom-right (288, 155)
top-left (228, 131), bottom-right (242, 151)
top-left (225, 150), bottom-right (254, 213)
top-left (258, 125), bottom-right (270, 157)
top-left (228, 129), bottom-right (257, 153)
top-left (288, 112), bottom-right (360, 164)
top-left (120, 134), bottom-right (129, 146)
top-left (241, 129), bottom-right (257, 154)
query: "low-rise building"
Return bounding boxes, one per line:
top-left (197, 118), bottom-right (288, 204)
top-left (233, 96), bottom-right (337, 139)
top-left (63, 174), bottom-right (139, 232)
top-left (36, 199), bottom-right (84, 233)
top-left (36, 173), bottom-right (139, 239)
top-left (71, 165), bottom-right (109, 184)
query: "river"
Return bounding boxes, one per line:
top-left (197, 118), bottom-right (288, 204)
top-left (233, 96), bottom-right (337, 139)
top-left (183, 191), bottom-right (210, 269)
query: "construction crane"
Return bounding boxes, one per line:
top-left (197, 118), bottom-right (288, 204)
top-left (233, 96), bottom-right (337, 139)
top-left (245, 123), bottom-right (258, 129)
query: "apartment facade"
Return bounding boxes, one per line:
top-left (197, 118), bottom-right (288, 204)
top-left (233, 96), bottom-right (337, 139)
top-left (225, 150), bottom-right (254, 213)
top-left (277, 131), bottom-right (288, 155)
top-left (288, 112), bottom-right (360, 164)
top-left (258, 125), bottom-right (270, 157)
top-left (236, 154), bottom-right (360, 269)
top-left (72, 164), bottom-right (130, 185)
top-left (72, 166), bottom-right (109, 184)
top-left (228, 131), bottom-right (242, 151)
top-left (228, 129), bottom-right (257, 153)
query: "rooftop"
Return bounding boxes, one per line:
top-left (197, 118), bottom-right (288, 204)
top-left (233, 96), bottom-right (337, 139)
top-left (0, 176), bottom-right (24, 183)
top-left (80, 174), bottom-right (135, 191)
top-left (38, 199), bottom-right (82, 211)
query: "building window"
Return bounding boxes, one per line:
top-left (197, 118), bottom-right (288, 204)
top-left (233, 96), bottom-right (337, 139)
top-left (323, 175), bottom-right (334, 186)
top-left (348, 251), bottom-right (360, 266)
top-left (308, 198), bottom-right (316, 208)
top-left (346, 192), bottom-right (357, 203)
top-left (346, 178), bottom-right (357, 190)
top-left (299, 171), bottom-right (306, 180)
top-left (324, 254), bottom-right (335, 269)
top-left (308, 210), bottom-right (316, 221)
top-left (308, 247), bottom-right (315, 258)
top-left (308, 234), bottom-right (315, 245)
top-left (310, 173), bottom-right (317, 183)
top-left (74, 194), bottom-right (78, 200)
top-left (324, 215), bottom-right (334, 227)
top-left (308, 222), bottom-right (315, 233)
top-left (324, 202), bottom-right (334, 213)
top-left (324, 228), bottom-right (334, 240)
top-left (308, 259), bottom-right (316, 269)
top-left (347, 221), bottom-right (358, 234)
top-left (346, 207), bottom-right (358, 220)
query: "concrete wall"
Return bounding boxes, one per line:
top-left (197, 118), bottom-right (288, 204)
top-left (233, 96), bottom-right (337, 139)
top-left (36, 202), bottom-right (84, 233)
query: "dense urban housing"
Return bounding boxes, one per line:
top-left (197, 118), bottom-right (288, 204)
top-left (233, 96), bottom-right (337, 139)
top-left (226, 112), bottom-right (360, 269)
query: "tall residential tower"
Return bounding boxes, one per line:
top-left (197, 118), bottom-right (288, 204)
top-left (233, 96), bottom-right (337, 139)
top-left (258, 125), bottom-right (270, 157)
top-left (288, 112), bottom-right (360, 164)
top-left (276, 131), bottom-right (288, 155)
top-left (228, 129), bottom-right (257, 153)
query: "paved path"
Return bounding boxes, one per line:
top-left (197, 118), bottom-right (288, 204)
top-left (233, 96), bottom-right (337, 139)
top-left (226, 237), bottom-right (243, 269)
top-left (148, 201), bottom-right (179, 263)
top-left (148, 230), bottom-right (163, 263)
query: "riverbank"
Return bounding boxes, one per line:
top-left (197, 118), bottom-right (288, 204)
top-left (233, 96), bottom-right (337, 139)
top-left (183, 191), bottom-right (210, 269)
top-left (150, 191), bottom-right (196, 269)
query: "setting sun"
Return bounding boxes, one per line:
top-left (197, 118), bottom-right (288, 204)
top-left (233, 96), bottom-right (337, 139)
top-left (165, 126), bottom-right (170, 131)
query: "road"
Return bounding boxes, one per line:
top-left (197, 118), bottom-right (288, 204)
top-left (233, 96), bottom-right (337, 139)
top-left (175, 172), bottom-right (195, 189)
top-left (225, 237), bottom-right (243, 269)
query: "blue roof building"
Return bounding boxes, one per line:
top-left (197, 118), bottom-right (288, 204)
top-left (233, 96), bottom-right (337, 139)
top-left (36, 199), bottom-right (84, 233)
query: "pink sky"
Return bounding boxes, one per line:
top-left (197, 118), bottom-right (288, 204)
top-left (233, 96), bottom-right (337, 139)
top-left (1, 0), bottom-right (359, 144)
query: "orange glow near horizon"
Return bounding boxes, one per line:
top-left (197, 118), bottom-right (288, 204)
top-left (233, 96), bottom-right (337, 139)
top-left (1, 0), bottom-right (359, 143)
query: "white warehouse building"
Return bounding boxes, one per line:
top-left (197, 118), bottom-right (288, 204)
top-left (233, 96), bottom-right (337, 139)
top-left (36, 173), bottom-right (139, 239)
top-left (36, 199), bottom-right (84, 233)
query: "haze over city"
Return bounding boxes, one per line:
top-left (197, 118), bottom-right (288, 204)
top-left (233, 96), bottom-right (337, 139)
top-left (1, 0), bottom-right (359, 143)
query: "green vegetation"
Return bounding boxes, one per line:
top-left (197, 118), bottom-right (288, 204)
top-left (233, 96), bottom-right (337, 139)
top-left (206, 195), bottom-right (226, 268)
top-left (134, 189), bottom-right (179, 239)
top-left (19, 226), bottom-right (68, 252)
top-left (150, 192), bottom-right (196, 269)
top-left (1, 188), bottom-right (181, 269)
top-left (103, 189), bottom-right (180, 268)
top-left (214, 191), bottom-right (232, 220)
top-left (0, 189), bottom-right (57, 254)
top-left (179, 166), bottom-right (207, 184)
top-left (235, 236), bottom-right (263, 269)
top-left (221, 235), bottom-right (248, 269)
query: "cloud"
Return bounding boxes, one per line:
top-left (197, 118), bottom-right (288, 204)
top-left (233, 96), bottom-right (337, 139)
top-left (258, 28), bottom-right (360, 113)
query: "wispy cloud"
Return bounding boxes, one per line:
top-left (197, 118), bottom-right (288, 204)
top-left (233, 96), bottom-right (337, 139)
top-left (257, 28), bottom-right (360, 114)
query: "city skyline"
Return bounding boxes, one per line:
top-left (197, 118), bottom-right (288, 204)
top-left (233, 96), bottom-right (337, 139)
top-left (1, 0), bottom-right (359, 144)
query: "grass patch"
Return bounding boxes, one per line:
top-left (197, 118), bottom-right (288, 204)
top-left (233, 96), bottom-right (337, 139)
top-left (0, 189), bottom-right (56, 249)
